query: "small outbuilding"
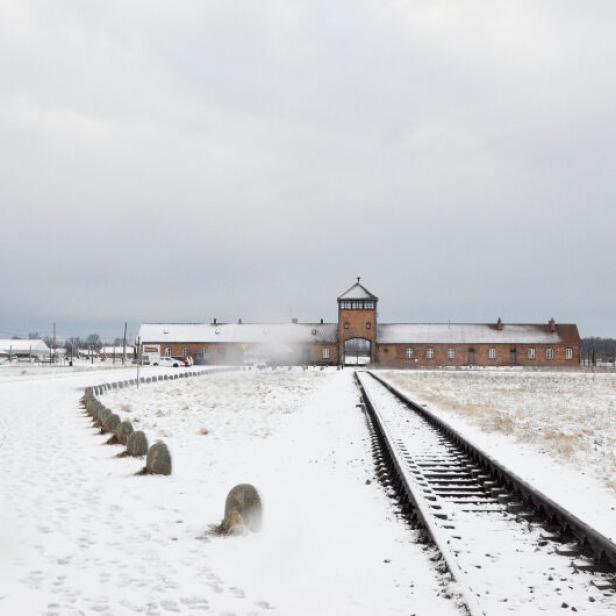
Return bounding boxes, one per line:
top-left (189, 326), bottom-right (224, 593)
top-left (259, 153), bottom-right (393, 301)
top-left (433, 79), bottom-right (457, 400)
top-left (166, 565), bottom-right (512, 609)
top-left (0, 339), bottom-right (50, 361)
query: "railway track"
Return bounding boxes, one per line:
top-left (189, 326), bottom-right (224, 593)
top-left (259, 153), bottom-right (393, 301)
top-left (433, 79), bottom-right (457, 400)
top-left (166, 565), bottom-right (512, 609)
top-left (355, 370), bottom-right (616, 615)
top-left (0, 413), bottom-right (6, 451)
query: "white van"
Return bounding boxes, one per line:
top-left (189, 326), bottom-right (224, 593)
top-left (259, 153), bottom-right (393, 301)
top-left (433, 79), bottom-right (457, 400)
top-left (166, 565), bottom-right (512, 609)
top-left (141, 344), bottom-right (160, 366)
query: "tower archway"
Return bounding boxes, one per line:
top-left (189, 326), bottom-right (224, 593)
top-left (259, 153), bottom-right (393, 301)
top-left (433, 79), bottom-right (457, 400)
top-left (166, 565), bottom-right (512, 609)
top-left (337, 278), bottom-right (378, 365)
top-left (343, 337), bottom-right (372, 365)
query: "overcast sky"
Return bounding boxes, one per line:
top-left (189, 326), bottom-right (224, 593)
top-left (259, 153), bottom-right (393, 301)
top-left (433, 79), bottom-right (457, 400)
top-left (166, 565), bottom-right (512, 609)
top-left (1, 1), bottom-right (615, 341)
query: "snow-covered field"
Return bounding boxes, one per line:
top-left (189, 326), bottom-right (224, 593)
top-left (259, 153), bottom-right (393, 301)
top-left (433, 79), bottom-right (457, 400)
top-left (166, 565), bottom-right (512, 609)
top-left (0, 362), bottom-right (134, 382)
top-left (382, 368), bottom-right (616, 539)
top-left (0, 367), bottom-right (460, 616)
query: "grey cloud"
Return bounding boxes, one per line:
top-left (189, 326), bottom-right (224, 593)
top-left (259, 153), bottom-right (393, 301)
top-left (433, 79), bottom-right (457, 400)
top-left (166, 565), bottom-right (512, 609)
top-left (1, 0), bottom-right (615, 339)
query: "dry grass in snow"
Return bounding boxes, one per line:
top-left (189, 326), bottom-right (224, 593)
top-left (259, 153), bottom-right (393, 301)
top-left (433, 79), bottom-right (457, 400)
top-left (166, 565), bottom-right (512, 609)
top-left (103, 368), bottom-right (326, 443)
top-left (385, 369), bottom-right (616, 491)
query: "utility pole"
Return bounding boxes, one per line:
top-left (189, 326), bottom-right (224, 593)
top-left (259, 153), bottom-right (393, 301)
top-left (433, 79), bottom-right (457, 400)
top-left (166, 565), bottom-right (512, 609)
top-left (52, 322), bottom-right (56, 365)
top-left (122, 322), bottom-right (127, 366)
top-left (136, 336), bottom-right (141, 388)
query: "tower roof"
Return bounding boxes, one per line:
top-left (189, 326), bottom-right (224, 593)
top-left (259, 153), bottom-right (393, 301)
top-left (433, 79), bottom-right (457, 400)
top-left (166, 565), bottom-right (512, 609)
top-left (337, 278), bottom-right (378, 301)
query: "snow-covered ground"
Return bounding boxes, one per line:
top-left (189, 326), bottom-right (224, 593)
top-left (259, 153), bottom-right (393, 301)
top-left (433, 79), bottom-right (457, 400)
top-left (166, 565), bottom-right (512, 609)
top-left (363, 371), bottom-right (616, 614)
top-left (0, 367), bottom-right (461, 616)
top-left (0, 361), bottom-right (136, 383)
top-left (381, 368), bottom-right (616, 540)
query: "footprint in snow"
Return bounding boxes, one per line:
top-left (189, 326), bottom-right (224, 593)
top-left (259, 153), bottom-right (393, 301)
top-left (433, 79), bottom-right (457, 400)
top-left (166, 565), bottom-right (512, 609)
top-left (159, 599), bottom-right (181, 612)
top-left (255, 600), bottom-right (275, 610)
top-left (179, 596), bottom-right (209, 610)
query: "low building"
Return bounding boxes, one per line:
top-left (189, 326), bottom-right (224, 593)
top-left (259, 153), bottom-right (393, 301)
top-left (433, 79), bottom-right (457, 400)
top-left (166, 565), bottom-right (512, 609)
top-left (100, 346), bottom-right (135, 361)
top-left (0, 339), bottom-right (50, 361)
top-left (77, 348), bottom-right (100, 360)
top-left (137, 280), bottom-right (581, 368)
top-left (138, 321), bottom-right (336, 366)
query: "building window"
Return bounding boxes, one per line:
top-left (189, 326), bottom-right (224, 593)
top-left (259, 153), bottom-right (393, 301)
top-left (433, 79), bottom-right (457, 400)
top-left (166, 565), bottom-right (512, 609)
top-left (164, 347), bottom-right (170, 357)
top-left (488, 348), bottom-right (496, 360)
top-left (565, 348), bottom-right (573, 360)
top-left (528, 348), bottom-right (536, 360)
top-left (447, 348), bottom-right (455, 360)
top-left (322, 348), bottom-right (330, 359)
top-left (344, 322), bottom-right (350, 330)
top-left (218, 347), bottom-right (226, 357)
top-left (405, 348), bottom-right (414, 359)
top-left (182, 347), bottom-right (188, 356)
top-left (340, 300), bottom-right (375, 310)
top-left (365, 322), bottom-right (371, 330)
top-left (426, 348), bottom-right (434, 359)
top-left (546, 348), bottom-right (554, 360)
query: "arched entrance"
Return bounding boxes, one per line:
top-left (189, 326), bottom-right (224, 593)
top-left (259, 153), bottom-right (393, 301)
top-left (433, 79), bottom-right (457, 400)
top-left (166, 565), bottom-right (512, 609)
top-left (343, 337), bottom-right (372, 365)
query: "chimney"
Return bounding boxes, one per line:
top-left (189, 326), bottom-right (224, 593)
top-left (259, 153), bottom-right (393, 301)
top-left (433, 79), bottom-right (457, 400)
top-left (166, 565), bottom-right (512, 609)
top-left (291, 318), bottom-right (298, 324)
top-left (496, 317), bottom-right (503, 331)
top-left (320, 318), bottom-right (324, 324)
top-left (548, 317), bottom-right (556, 332)
top-left (213, 317), bottom-right (217, 325)
top-left (238, 318), bottom-right (242, 325)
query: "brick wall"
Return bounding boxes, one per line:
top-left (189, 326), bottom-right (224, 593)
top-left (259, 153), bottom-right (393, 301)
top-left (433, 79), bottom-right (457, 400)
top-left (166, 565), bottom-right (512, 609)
top-left (376, 343), bottom-right (580, 368)
top-left (337, 308), bottom-right (377, 362)
top-left (142, 341), bottom-right (338, 366)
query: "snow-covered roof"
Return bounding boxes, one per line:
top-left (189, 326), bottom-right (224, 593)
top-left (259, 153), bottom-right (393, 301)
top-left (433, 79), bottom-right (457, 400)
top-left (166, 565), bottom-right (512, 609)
top-left (138, 322), bottom-right (338, 344)
top-left (0, 339), bottom-right (49, 353)
top-left (138, 321), bottom-right (579, 346)
top-left (77, 348), bottom-right (99, 355)
top-left (100, 346), bottom-right (135, 354)
top-left (377, 323), bottom-right (579, 345)
top-left (337, 280), bottom-right (378, 301)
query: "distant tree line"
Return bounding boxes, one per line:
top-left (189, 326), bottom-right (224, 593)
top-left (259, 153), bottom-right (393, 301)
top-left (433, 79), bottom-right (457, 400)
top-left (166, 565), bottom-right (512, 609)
top-left (581, 337), bottom-right (616, 363)
top-left (10, 332), bottom-right (42, 340)
top-left (8, 332), bottom-right (120, 353)
top-left (63, 334), bottom-right (105, 352)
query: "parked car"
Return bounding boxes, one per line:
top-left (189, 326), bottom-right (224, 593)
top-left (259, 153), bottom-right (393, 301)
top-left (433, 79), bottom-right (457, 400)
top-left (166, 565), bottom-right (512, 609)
top-left (173, 356), bottom-right (193, 366)
top-left (152, 356), bottom-right (182, 367)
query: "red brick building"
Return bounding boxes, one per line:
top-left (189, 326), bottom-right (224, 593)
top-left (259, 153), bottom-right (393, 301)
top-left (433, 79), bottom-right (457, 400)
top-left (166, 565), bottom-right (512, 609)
top-left (138, 279), bottom-right (580, 368)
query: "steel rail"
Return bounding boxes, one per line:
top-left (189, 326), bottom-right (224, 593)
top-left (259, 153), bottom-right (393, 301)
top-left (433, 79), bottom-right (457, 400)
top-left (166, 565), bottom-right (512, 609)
top-left (354, 371), bottom-right (486, 616)
top-left (365, 370), bottom-right (616, 569)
